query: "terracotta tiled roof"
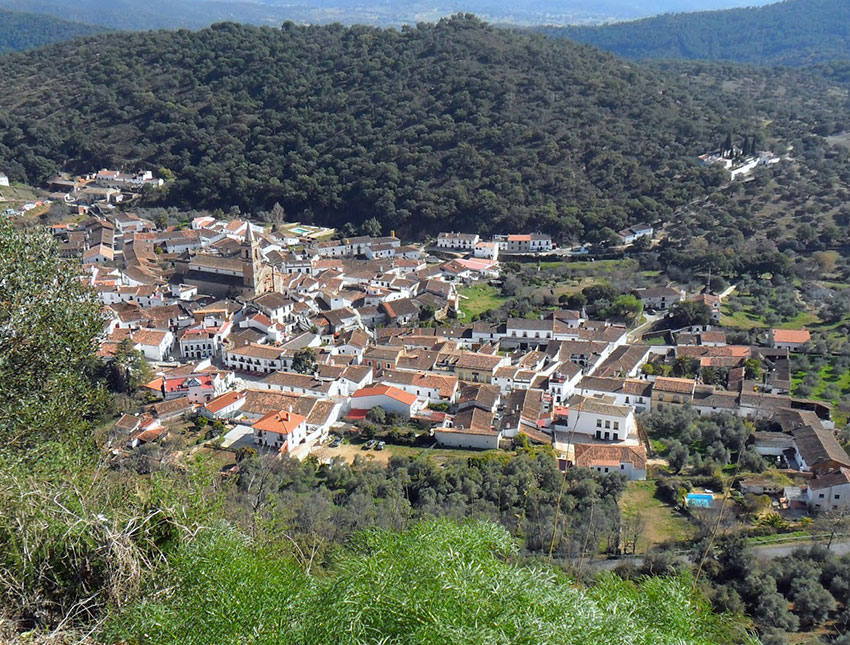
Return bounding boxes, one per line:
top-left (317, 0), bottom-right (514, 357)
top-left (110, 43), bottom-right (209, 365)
top-left (772, 329), bottom-right (811, 344)
top-left (574, 444), bottom-right (647, 470)
top-left (352, 385), bottom-right (418, 406)
top-left (204, 391), bottom-right (245, 414)
top-left (253, 409), bottom-right (307, 435)
top-left (653, 377), bottom-right (696, 394)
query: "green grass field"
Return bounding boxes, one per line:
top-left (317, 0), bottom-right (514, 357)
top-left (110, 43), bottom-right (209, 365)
top-left (619, 480), bottom-right (694, 551)
top-left (791, 355), bottom-right (850, 426)
top-left (457, 283), bottom-right (509, 319)
top-left (720, 301), bottom-right (819, 331)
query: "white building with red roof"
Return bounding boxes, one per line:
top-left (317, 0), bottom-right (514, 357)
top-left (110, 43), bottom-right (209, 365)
top-left (201, 391), bottom-right (247, 419)
top-left (769, 328), bottom-right (811, 351)
top-left (350, 384), bottom-right (424, 419)
top-left (252, 409), bottom-right (308, 455)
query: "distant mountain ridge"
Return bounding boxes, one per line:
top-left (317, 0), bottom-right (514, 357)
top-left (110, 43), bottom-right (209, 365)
top-left (540, 0), bottom-right (850, 66)
top-left (0, 8), bottom-right (105, 54)
top-left (0, 0), bottom-right (777, 31)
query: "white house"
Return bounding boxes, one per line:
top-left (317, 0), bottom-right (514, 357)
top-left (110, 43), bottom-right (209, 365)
top-left (378, 370), bottom-right (459, 404)
top-left (223, 343), bottom-right (285, 374)
top-left (473, 241), bottom-right (499, 261)
top-left (200, 391), bottom-right (246, 420)
top-left (633, 287), bottom-right (682, 311)
top-left (350, 385), bottom-right (423, 419)
top-left (0, 173), bottom-right (9, 187)
top-left (618, 224), bottom-right (653, 245)
top-left (554, 394), bottom-right (637, 443)
top-left (437, 232), bottom-right (479, 250)
top-left (494, 234), bottom-right (553, 253)
top-left (570, 444), bottom-right (647, 480)
top-left (546, 363), bottom-right (583, 405)
top-left (133, 329), bottom-right (174, 362)
top-left (807, 468), bottom-right (850, 511)
top-left (251, 409), bottom-right (308, 456)
top-left (435, 408), bottom-right (501, 450)
top-left (179, 320), bottom-right (232, 360)
top-left (252, 292), bottom-right (294, 324)
top-left (769, 328), bottom-right (810, 351)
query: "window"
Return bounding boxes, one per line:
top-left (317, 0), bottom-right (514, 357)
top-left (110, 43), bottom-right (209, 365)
top-left (835, 494), bottom-right (841, 500)
top-left (625, 396), bottom-right (630, 403)
top-left (658, 394), bottom-right (664, 401)
top-left (819, 493), bottom-right (825, 499)
top-left (604, 420), bottom-right (610, 429)
top-left (604, 432), bottom-right (610, 440)
top-left (613, 433), bottom-right (619, 441)
top-left (596, 419), bottom-right (602, 428)
top-left (596, 431), bottom-right (601, 439)
top-left (613, 421), bottom-right (619, 430)
top-left (620, 464), bottom-right (625, 470)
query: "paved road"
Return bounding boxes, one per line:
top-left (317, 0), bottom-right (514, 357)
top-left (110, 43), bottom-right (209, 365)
top-left (580, 538), bottom-right (850, 571)
top-left (626, 313), bottom-right (661, 343)
top-left (752, 538), bottom-right (850, 560)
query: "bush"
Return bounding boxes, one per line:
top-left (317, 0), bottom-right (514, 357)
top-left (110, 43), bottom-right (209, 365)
top-left (103, 521), bottom-right (744, 645)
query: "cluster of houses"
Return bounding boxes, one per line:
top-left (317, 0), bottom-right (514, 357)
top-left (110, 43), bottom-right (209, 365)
top-left (78, 208), bottom-right (843, 511)
top-left (436, 231), bottom-right (553, 257)
top-left (46, 169), bottom-right (164, 210)
top-left (698, 148), bottom-right (783, 181)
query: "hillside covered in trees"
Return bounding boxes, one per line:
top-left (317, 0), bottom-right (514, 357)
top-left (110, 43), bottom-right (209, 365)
top-left (0, 8), bottom-right (105, 54)
top-left (0, 16), bottom-right (760, 240)
top-left (543, 0), bottom-right (850, 66)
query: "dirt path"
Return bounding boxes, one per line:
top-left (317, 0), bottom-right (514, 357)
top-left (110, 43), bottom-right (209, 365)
top-left (312, 442), bottom-right (392, 465)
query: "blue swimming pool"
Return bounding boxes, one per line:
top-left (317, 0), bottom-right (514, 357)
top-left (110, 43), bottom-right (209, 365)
top-left (686, 493), bottom-right (714, 508)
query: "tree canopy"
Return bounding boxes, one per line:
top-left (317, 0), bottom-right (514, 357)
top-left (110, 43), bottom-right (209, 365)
top-left (0, 16), bottom-right (752, 240)
top-left (0, 220), bottom-right (106, 451)
top-left (543, 0), bottom-right (850, 67)
top-left (0, 8), bottom-right (105, 55)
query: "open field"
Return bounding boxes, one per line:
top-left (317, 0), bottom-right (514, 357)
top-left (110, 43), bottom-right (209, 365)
top-left (791, 355), bottom-right (850, 426)
top-left (312, 440), bottom-right (506, 466)
top-left (619, 480), bottom-right (695, 551)
top-left (720, 294), bottom-right (820, 331)
top-left (458, 282), bottom-right (508, 318)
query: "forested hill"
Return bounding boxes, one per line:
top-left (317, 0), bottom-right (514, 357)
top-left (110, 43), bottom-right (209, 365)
top-left (0, 17), bottom-right (752, 239)
top-left (0, 8), bottom-right (105, 54)
top-left (542, 0), bottom-right (850, 66)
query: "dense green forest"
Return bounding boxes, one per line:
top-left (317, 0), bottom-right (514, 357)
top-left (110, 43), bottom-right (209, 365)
top-left (0, 8), bottom-right (104, 54)
top-left (542, 0), bottom-right (850, 66)
top-left (0, 16), bottom-right (762, 239)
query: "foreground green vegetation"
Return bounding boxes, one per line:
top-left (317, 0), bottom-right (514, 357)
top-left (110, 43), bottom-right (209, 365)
top-left (102, 520), bottom-right (749, 645)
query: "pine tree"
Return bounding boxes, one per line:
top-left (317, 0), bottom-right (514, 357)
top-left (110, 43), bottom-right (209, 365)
top-left (723, 132), bottom-right (733, 158)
